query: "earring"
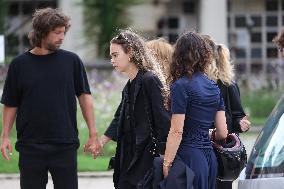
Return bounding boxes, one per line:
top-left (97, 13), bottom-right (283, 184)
top-left (128, 57), bottom-right (131, 62)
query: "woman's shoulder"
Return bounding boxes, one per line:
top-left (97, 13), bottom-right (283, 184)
top-left (142, 70), bottom-right (160, 85)
top-left (142, 70), bottom-right (157, 80)
top-left (172, 77), bottom-right (191, 91)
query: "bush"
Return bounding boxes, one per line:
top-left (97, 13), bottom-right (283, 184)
top-left (241, 88), bottom-right (283, 122)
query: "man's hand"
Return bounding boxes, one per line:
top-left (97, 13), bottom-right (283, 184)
top-left (0, 137), bottom-right (13, 160)
top-left (84, 135), bottom-right (102, 159)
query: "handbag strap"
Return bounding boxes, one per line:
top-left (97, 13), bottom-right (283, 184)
top-left (141, 76), bottom-right (158, 156)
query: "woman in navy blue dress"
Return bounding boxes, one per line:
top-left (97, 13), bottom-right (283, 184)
top-left (163, 31), bottom-right (228, 189)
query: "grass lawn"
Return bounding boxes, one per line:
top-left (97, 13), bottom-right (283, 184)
top-left (0, 152), bottom-right (111, 173)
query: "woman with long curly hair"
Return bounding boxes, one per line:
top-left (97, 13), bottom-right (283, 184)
top-left (91, 29), bottom-right (170, 189)
top-left (163, 31), bottom-right (228, 189)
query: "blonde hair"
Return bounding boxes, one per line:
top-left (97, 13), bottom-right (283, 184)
top-left (216, 44), bottom-right (234, 86)
top-left (203, 34), bottom-right (234, 86)
top-left (146, 38), bottom-right (173, 79)
top-left (202, 35), bottom-right (219, 81)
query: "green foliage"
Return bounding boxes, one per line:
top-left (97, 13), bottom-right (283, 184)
top-left (241, 88), bottom-right (283, 125)
top-left (82, 0), bottom-right (141, 58)
top-left (0, 0), bottom-right (9, 33)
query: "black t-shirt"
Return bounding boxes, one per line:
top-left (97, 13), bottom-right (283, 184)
top-left (1, 49), bottom-right (91, 152)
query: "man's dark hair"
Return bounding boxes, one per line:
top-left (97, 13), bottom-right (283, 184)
top-left (28, 7), bottom-right (71, 47)
top-left (273, 29), bottom-right (284, 48)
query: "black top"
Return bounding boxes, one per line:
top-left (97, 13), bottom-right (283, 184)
top-left (120, 76), bottom-right (137, 179)
top-left (104, 71), bottom-right (171, 187)
top-left (1, 49), bottom-right (91, 152)
top-left (217, 80), bottom-right (246, 134)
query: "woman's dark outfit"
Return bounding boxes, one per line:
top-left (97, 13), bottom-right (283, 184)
top-left (104, 70), bottom-right (171, 189)
top-left (216, 80), bottom-right (246, 189)
top-left (172, 73), bottom-right (225, 189)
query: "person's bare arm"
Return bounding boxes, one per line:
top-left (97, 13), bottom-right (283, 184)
top-left (78, 94), bottom-right (101, 157)
top-left (214, 111), bottom-right (228, 140)
top-left (0, 106), bottom-right (17, 160)
top-left (162, 114), bottom-right (185, 178)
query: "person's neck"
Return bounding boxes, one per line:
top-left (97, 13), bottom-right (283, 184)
top-left (126, 66), bottom-right (139, 81)
top-left (30, 47), bottom-right (55, 55)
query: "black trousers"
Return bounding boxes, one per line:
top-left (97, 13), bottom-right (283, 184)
top-left (18, 147), bottom-right (78, 189)
top-left (216, 180), bottom-right (232, 189)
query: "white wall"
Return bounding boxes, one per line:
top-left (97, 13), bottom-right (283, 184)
top-left (199, 0), bottom-right (228, 45)
top-left (59, 0), bottom-right (96, 62)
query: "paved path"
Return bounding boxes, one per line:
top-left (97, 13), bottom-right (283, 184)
top-left (0, 172), bottom-right (115, 189)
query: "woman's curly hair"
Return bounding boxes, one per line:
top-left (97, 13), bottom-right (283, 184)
top-left (110, 29), bottom-right (170, 109)
top-left (28, 8), bottom-right (71, 47)
top-left (168, 31), bottom-right (214, 85)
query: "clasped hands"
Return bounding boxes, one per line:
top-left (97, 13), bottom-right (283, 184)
top-left (83, 135), bottom-right (103, 159)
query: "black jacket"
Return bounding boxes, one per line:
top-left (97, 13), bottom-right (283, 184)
top-left (137, 156), bottom-right (195, 189)
top-left (105, 70), bottom-right (171, 187)
top-left (217, 80), bottom-right (246, 134)
top-left (155, 156), bottom-right (195, 189)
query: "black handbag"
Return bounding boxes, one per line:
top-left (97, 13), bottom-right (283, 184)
top-left (211, 133), bottom-right (247, 181)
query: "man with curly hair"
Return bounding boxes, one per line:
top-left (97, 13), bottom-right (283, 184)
top-left (0, 8), bottom-right (101, 189)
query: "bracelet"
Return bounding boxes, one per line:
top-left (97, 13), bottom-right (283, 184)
top-left (163, 159), bottom-right (173, 167)
top-left (163, 162), bottom-right (172, 167)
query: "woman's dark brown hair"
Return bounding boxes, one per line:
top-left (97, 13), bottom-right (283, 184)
top-left (110, 29), bottom-right (170, 109)
top-left (110, 30), bottom-right (148, 71)
top-left (28, 8), bottom-right (71, 47)
top-left (168, 31), bottom-right (214, 85)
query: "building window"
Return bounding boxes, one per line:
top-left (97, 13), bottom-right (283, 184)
top-left (235, 16), bottom-right (246, 28)
top-left (251, 48), bottom-right (262, 58)
top-left (266, 0), bottom-right (278, 11)
top-left (251, 32), bottom-right (262, 43)
top-left (183, 1), bottom-right (195, 14)
top-left (266, 16), bottom-right (278, 26)
top-left (267, 48), bottom-right (278, 58)
top-left (168, 17), bottom-right (179, 29)
top-left (267, 32), bottom-right (278, 43)
top-left (235, 48), bottom-right (246, 58)
top-left (251, 16), bottom-right (262, 27)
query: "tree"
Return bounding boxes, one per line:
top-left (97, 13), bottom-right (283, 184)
top-left (82, 0), bottom-right (140, 58)
top-left (0, 0), bottom-right (9, 34)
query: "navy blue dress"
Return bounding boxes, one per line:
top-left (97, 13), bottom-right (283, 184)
top-left (171, 72), bottom-right (225, 189)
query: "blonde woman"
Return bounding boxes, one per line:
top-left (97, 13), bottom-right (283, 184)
top-left (146, 38), bottom-right (173, 80)
top-left (206, 37), bottom-right (250, 189)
